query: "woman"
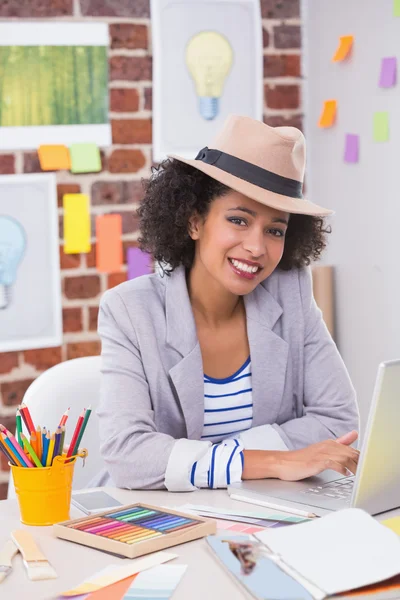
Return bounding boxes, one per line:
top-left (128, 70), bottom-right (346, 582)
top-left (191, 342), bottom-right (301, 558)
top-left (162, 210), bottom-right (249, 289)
top-left (93, 115), bottom-right (359, 491)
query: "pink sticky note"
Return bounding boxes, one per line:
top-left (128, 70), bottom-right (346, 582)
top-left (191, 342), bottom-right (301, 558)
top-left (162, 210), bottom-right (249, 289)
top-left (127, 247), bottom-right (153, 280)
top-left (379, 57), bottom-right (396, 88)
top-left (344, 134), bottom-right (359, 163)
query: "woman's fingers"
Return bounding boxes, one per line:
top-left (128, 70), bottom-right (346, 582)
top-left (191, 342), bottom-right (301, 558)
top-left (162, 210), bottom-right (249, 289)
top-left (336, 430), bottom-right (358, 446)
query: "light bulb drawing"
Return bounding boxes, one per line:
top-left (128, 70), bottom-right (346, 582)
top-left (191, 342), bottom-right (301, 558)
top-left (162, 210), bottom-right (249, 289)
top-left (185, 31), bottom-right (233, 121)
top-left (0, 216), bottom-right (26, 310)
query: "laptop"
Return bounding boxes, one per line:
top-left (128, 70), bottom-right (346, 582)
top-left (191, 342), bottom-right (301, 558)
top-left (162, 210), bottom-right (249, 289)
top-left (228, 359), bottom-right (400, 516)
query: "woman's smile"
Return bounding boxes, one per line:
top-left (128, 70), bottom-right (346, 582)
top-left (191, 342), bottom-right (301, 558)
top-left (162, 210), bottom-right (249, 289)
top-left (227, 257), bottom-right (262, 280)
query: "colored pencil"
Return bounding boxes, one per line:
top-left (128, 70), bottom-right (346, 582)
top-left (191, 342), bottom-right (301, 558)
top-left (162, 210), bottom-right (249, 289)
top-left (42, 431), bottom-right (50, 466)
top-left (16, 410), bottom-right (23, 447)
top-left (17, 405), bottom-right (30, 433)
top-left (30, 431), bottom-right (38, 457)
top-left (58, 407), bottom-right (70, 427)
top-left (66, 411), bottom-right (84, 458)
top-left (53, 427), bottom-right (62, 461)
top-left (36, 426), bottom-right (42, 462)
top-left (46, 433), bottom-right (55, 467)
top-left (60, 425), bottom-right (66, 454)
top-left (1, 428), bottom-right (34, 467)
top-left (71, 405), bottom-right (92, 456)
top-left (21, 434), bottom-right (43, 468)
top-left (20, 403), bottom-right (35, 436)
top-left (1, 433), bottom-right (26, 467)
top-left (41, 427), bottom-right (47, 453)
top-left (0, 435), bottom-right (17, 466)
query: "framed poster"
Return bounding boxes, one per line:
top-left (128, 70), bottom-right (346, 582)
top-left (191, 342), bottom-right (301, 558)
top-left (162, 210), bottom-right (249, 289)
top-left (0, 173), bottom-right (62, 352)
top-left (151, 0), bottom-right (263, 162)
top-left (0, 22), bottom-right (111, 150)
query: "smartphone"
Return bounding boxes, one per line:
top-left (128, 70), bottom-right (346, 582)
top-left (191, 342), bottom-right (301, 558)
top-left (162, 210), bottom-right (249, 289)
top-left (71, 490), bottom-right (123, 514)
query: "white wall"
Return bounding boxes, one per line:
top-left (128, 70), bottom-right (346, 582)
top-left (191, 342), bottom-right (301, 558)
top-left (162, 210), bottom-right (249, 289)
top-left (302, 0), bottom-right (400, 435)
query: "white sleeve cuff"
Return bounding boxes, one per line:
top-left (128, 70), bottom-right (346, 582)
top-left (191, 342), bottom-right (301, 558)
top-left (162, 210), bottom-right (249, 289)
top-left (239, 424), bottom-right (289, 451)
top-left (193, 439), bottom-right (244, 489)
top-left (164, 438), bottom-right (211, 491)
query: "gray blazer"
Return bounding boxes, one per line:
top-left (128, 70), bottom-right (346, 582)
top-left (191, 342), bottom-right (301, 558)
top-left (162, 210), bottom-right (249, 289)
top-left (92, 265), bottom-right (359, 491)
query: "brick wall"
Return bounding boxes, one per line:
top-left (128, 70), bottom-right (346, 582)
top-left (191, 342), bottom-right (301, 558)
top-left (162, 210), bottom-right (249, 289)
top-left (0, 0), bottom-right (302, 498)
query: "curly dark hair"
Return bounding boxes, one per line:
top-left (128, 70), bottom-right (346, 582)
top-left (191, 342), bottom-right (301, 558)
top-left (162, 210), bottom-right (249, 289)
top-left (137, 159), bottom-right (331, 274)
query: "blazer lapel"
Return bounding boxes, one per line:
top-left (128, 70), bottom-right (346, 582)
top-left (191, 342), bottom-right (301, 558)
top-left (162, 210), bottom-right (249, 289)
top-left (165, 267), bottom-right (204, 440)
top-left (244, 283), bottom-right (289, 427)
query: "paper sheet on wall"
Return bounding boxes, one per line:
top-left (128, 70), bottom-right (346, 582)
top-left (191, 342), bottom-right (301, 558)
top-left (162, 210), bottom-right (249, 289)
top-left (344, 134), bottom-right (359, 163)
top-left (332, 35), bottom-right (353, 62)
top-left (379, 57), bottom-right (396, 87)
top-left (394, 0), bottom-right (400, 17)
top-left (38, 145), bottom-right (71, 171)
top-left (127, 247), bottom-right (153, 279)
top-left (373, 111), bottom-right (389, 141)
top-left (96, 214), bottom-right (123, 273)
top-left (70, 143), bottom-right (101, 173)
top-left (318, 100), bottom-right (337, 128)
top-left (63, 193), bottom-right (91, 254)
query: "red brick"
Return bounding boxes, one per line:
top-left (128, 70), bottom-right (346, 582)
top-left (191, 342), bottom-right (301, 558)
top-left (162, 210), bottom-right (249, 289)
top-left (63, 307), bottom-right (83, 333)
top-left (59, 246), bottom-right (81, 270)
top-left (23, 347), bottom-right (62, 371)
top-left (91, 181), bottom-right (124, 205)
top-left (64, 276), bottom-right (101, 300)
top-left (274, 25), bottom-right (301, 50)
top-left (112, 119), bottom-right (152, 144)
top-left (120, 211), bottom-right (139, 234)
top-left (107, 272), bottom-right (127, 289)
top-left (0, 415), bottom-right (18, 434)
top-left (109, 150), bottom-right (146, 173)
top-left (264, 115), bottom-right (303, 131)
top-left (80, 0), bottom-right (150, 17)
top-left (264, 54), bottom-right (301, 78)
top-left (86, 246), bottom-right (96, 268)
top-left (110, 89), bottom-right (139, 113)
top-left (144, 87), bottom-right (152, 111)
top-left (263, 28), bottom-right (270, 48)
top-left (57, 183), bottom-right (81, 208)
top-left (0, 352), bottom-right (19, 375)
top-left (110, 56), bottom-right (152, 82)
top-left (265, 84), bottom-right (300, 109)
top-left (124, 181), bottom-right (145, 204)
top-left (0, 482), bottom-right (8, 500)
top-left (88, 306), bottom-right (99, 331)
top-left (67, 341), bottom-right (101, 360)
top-left (1, 379), bottom-right (35, 406)
top-left (261, 0), bottom-right (299, 18)
top-left (0, 0), bottom-right (72, 17)
top-left (23, 152), bottom-right (41, 173)
top-left (0, 154), bottom-right (15, 174)
top-left (110, 24), bottom-right (148, 50)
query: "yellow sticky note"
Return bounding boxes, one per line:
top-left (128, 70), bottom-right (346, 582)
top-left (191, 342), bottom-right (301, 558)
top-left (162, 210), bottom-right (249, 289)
top-left (63, 194), bottom-right (91, 254)
top-left (382, 516), bottom-right (400, 535)
top-left (38, 145), bottom-right (71, 171)
top-left (373, 112), bottom-right (389, 142)
top-left (332, 35), bottom-right (354, 62)
top-left (318, 100), bottom-right (337, 128)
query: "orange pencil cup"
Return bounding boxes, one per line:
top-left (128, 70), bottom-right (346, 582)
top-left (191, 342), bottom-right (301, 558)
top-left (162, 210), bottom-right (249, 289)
top-left (10, 451), bottom-right (87, 526)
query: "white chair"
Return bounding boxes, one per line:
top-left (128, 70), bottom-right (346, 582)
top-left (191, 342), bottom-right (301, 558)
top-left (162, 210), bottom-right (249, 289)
top-left (7, 356), bottom-right (105, 498)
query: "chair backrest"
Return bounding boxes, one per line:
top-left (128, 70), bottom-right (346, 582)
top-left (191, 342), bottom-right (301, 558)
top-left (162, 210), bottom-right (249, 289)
top-left (7, 355), bottom-right (104, 498)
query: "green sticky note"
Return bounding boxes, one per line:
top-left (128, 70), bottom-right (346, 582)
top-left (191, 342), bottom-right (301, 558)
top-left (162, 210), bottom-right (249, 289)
top-left (373, 112), bottom-right (389, 142)
top-left (70, 143), bottom-right (101, 173)
top-left (394, 0), bottom-right (400, 16)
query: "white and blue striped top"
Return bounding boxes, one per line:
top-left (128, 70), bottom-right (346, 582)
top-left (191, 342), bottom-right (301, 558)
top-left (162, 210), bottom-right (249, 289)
top-left (190, 357), bottom-right (253, 489)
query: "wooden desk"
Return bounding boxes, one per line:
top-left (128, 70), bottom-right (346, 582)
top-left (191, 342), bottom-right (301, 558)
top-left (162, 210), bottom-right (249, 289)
top-left (1, 486), bottom-right (399, 598)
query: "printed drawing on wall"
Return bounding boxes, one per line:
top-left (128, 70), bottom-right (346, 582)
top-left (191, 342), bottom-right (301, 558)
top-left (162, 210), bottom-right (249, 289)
top-left (151, 0), bottom-right (263, 162)
top-left (0, 22), bottom-right (111, 150)
top-left (0, 174), bottom-right (62, 352)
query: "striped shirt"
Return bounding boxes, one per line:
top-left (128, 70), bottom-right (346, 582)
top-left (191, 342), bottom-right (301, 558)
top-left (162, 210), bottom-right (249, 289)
top-left (190, 357), bottom-right (253, 489)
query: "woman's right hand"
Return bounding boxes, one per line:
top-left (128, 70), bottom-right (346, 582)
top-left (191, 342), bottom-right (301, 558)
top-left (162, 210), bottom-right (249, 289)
top-left (273, 430), bottom-right (360, 482)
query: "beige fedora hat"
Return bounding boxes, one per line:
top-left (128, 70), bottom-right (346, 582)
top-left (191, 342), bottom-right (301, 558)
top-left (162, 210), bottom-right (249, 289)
top-left (168, 114), bottom-right (333, 216)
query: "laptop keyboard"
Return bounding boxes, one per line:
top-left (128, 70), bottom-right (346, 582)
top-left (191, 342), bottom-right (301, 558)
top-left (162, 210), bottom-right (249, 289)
top-left (300, 476), bottom-right (355, 499)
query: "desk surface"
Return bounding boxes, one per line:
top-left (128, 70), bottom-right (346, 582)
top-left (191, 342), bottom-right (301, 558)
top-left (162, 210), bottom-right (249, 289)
top-left (1, 486), bottom-right (400, 599)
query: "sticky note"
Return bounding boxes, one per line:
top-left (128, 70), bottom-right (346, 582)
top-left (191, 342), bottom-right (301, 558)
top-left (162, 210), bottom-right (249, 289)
top-left (63, 194), bottom-right (91, 254)
top-left (344, 134), bottom-right (359, 163)
top-left (332, 35), bottom-right (354, 62)
top-left (70, 143), bottom-right (101, 173)
top-left (318, 100), bottom-right (337, 128)
top-left (379, 57), bottom-right (396, 88)
top-left (127, 247), bottom-right (153, 280)
top-left (373, 112), bottom-right (389, 142)
top-left (96, 214), bottom-right (123, 273)
top-left (394, 0), bottom-right (400, 16)
top-left (38, 145), bottom-right (71, 171)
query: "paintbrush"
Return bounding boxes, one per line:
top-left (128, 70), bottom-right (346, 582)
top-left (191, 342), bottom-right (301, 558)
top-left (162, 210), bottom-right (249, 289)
top-left (11, 530), bottom-right (57, 581)
top-left (0, 539), bottom-right (18, 583)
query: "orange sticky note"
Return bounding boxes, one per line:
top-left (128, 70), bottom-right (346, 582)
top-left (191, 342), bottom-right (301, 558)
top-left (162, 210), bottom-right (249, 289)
top-left (38, 145), bottom-right (71, 171)
top-left (332, 35), bottom-right (354, 62)
top-left (96, 214), bottom-right (123, 273)
top-left (318, 100), bottom-right (337, 128)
